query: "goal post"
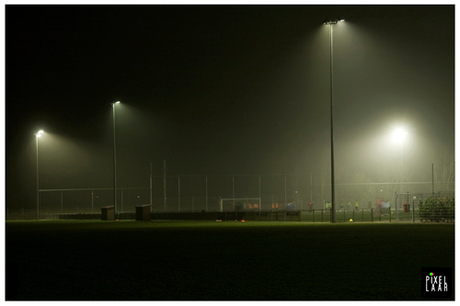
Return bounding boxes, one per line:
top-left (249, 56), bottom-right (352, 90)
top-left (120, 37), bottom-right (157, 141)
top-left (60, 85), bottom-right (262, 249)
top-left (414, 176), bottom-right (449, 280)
top-left (219, 198), bottom-right (261, 212)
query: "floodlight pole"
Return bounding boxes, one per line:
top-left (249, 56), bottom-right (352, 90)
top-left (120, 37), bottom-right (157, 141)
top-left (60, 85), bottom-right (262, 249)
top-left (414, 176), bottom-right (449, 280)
top-left (34, 130), bottom-right (43, 219)
top-left (112, 101), bottom-right (120, 220)
top-left (393, 128), bottom-right (407, 220)
top-left (36, 134), bottom-right (40, 219)
top-left (324, 18), bottom-right (344, 223)
top-left (399, 139), bottom-right (403, 220)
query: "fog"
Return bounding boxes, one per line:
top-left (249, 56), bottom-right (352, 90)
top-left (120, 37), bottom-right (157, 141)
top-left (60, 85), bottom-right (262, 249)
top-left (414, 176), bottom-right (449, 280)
top-left (6, 5), bottom-right (454, 211)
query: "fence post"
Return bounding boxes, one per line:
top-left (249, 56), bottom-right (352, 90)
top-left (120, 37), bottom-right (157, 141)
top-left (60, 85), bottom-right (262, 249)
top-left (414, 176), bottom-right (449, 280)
top-left (321, 209), bottom-right (323, 222)
top-left (178, 177), bottom-right (181, 212)
top-left (121, 189), bottom-right (123, 213)
top-left (362, 209), bottom-right (364, 222)
top-left (371, 208), bottom-right (373, 222)
top-left (389, 207), bottom-right (391, 222)
top-left (313, 209), bottom-right (315, 222)
top-left (343, 209), bottom-right (345, 222)
top-left (379, 209), bottom-right (382, 222)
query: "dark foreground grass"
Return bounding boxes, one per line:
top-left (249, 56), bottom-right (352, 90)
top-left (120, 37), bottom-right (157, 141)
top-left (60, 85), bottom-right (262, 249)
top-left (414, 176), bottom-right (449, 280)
top-left (6, 220), bottom-right (454, 301)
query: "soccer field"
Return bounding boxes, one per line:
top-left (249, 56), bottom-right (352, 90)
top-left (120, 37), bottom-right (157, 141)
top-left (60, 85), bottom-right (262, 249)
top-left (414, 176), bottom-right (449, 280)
top-left (5, 220), bottom-right (455, 300)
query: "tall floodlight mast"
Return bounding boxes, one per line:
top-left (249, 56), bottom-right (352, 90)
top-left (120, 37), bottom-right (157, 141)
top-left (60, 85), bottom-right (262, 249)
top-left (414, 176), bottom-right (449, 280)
top-left (392, 127), bottom-right (408, 220)
top-left (34, 130), bottom-right (44, 219)
top-left (323, 18), bottom-right (344, 223)
top-left (112, 101), bottom-right (120, 220)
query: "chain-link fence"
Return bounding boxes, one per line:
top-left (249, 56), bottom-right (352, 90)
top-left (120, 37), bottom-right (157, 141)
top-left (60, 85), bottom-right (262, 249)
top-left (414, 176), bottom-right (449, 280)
top-left (7, 174), bottom-right (454, 220)
top-left (7, 205), bottom-right (454, 222)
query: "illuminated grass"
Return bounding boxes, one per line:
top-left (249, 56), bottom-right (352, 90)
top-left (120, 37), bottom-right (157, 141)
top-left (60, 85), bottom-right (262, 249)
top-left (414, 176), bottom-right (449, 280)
top-left (300, 210), bottom-right (415, 222)
top-left (6, 221), bottom-right (454, 300)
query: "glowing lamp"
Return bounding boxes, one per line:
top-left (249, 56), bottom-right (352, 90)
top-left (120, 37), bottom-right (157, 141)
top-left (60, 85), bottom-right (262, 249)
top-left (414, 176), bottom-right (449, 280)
top-left (392, 128), bottom-right (408, 142)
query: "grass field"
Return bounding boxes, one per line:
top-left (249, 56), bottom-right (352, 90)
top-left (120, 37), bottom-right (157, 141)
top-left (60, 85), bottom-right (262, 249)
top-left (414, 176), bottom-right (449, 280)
top-left (5, 220), bottom-right (455, 300)
top-left (300, 209), bottom-right (412, 222)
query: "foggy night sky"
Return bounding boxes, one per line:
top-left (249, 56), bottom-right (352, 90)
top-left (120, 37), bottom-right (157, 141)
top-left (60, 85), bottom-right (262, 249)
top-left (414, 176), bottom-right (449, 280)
top-left (6, 5), bottom-right (455, 208)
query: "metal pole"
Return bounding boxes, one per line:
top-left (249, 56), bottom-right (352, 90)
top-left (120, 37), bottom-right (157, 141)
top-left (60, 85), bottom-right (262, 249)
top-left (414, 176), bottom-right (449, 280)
top-left (205, 176), bottom-right (208, 211)
top-left (91, 191), bottom-right (93, 213)
top-left (397, 141), bottom-right (403, 221)
top-left (163, 160), bottom-right (167, 212)
top-left (121, 189), bottom-right (124, 213)
top-left (329, 21), bottom-right (336, 223)
top-left (150, 162), bottom-right (153, 206)
top-left (432, 163), bottom-right (435, 197)
top-left (178, 176), bottom-right (181, 212)
top-left (284, 174), bottom-right (287, 207)
top-left (36, 135), bottom-right (40, 220)
top-left (321, 166), bottom-right (324, 207)
top-left (232, 175), bottom-right (235, 210)
top-left (112, 103), bottom-right (117, 220)
top-left (259, 175), bottom-right (261, 212)
top-left (400, 140), bottom-right (403, 193)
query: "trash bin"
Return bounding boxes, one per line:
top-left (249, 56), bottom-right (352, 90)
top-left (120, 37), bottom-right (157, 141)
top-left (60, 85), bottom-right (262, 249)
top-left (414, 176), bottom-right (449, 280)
top-left (101, 206), bottom-right (115, 220)
top-left (403, 203), bottom-right (410, 213)
top-left (136, 205), bottom-right (152, 221)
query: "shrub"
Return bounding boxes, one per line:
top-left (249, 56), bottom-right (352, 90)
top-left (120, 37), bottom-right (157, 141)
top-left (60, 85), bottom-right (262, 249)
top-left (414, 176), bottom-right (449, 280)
top-left (418, 197), bottom-right (455, 222)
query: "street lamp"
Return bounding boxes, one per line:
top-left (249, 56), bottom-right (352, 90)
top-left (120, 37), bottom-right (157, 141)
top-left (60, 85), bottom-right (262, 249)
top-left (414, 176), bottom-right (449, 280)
top-left (324, 18), bottom-right (344, 223)
top-left (34, 130), bottom-right (44, 219)
top-left (112, 101), bottom-right (120, 220)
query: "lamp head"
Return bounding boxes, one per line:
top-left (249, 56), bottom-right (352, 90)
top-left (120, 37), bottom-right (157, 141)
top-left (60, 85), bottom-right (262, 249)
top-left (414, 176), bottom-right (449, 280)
top-left (324, 18), bottom-right (345, 25)
top-left (392, 128), bottom-right (408, 142)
